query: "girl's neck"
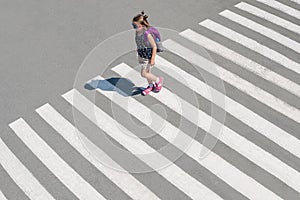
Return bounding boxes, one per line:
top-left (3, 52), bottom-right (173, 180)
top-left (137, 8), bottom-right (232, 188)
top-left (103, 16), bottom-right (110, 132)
top-left (137, 27), bottom-right (145, 34)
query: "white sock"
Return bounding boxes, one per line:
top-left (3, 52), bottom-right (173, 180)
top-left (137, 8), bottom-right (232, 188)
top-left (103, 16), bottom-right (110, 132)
top-left (149, 83), bottom-right (154, 87)
top-left (155, 77), bottom-right (159, 83)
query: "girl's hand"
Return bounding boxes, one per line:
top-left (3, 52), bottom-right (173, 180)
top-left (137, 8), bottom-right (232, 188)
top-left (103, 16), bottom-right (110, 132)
top-left (150, 59), bottom-right (155, 66)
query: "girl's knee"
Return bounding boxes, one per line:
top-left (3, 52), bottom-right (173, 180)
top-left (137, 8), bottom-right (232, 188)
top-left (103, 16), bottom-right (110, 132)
top-left (141, 70), bottom-right (148, 78)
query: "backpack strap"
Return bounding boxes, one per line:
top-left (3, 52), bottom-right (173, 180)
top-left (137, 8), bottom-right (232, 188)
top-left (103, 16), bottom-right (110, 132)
top-left (144, 27), bottom-right (156, 46)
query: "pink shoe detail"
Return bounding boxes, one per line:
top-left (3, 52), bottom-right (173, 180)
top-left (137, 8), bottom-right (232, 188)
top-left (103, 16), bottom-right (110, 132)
top-left (154, 77), bottom-right (163, 92)
top-left (141, 85), bottom-right (154, 96)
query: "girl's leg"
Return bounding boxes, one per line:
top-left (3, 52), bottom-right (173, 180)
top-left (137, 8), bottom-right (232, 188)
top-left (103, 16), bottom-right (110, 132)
top-left (139, 58), bottom-right (163, 95)
top-left (146, 66), bottom-right (157, 83)
top-left (141, 67), bottom-right (157, 83)
top-left (139, 57), bottom-right (155, 83)
top-left (140, 65), bottom-right (158, 95)
top-left (147, 65), bottom-right (163, 92)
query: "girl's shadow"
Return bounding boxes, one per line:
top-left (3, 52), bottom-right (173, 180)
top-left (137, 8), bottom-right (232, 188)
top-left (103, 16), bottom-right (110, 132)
top-left (84, 77), bottom-right (144, 96)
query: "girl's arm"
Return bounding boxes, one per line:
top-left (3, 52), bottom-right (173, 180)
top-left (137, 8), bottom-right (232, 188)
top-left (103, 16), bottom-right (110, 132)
top-left (148, 34), bottom-right (157, 65)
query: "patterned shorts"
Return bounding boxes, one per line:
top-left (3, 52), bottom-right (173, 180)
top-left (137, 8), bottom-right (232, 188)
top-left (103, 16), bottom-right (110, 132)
top-left (138, 56), bottom-right (154, 71)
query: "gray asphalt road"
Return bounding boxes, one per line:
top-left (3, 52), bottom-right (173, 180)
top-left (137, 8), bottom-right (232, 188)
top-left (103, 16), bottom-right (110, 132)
top-left (1, 0), bottom-right (300, 199)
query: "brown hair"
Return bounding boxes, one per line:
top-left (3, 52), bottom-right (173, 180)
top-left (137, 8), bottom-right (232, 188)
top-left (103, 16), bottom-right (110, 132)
top-left (132, 10), bottom-right (150, 28)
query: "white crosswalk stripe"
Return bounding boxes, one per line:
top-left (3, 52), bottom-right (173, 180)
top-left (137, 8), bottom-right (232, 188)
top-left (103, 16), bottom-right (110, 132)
top-left (0, 190), bottom-right (7, 200)
top-left (290, 0), bottom-right (300, 5)
top-left (153, 55), bottom-right (300, 160)
top-left (235, 2), bottom-right (300, 35)
top-left (36, 103), bottom-right (160, 200)
top-left (256, 0), bottom-right (300, 19)
top-left (62, 89), bottom-right (223, 200)
top-left (180, 27), bottom-right (300, 99)
top-left (219, 10), bottom-right (300, 55)
top-left (2, 1), bottom-right (300, 199)
top-left (199, 19), bottom-right (300, 75)
top-left (0, 138), bottom-right (54, 200)
top-left (106, 64), bottom-right (282, 199)
top-left (112, 63), bottom-right (300, 193)
top-left (163, 38), bottom-right (300, 125)
top-left (8, 118), bottom-right (106, 200)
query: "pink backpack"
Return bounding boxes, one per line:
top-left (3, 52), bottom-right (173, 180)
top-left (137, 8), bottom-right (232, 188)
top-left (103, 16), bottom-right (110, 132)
top-left (144, 26), bottom-right (164, 52)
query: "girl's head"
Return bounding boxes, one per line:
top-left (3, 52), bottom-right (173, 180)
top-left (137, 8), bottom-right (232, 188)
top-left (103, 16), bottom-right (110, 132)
top-left (132, 10), bottom-right (150, 31)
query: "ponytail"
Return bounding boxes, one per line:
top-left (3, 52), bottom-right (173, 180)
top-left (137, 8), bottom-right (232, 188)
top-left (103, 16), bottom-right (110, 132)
top-left (132, 10), bottom-right (150, 28)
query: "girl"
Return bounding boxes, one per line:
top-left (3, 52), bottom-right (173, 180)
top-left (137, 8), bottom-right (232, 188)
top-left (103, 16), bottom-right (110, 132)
top-left (132, 11), bottom-right (163, 96)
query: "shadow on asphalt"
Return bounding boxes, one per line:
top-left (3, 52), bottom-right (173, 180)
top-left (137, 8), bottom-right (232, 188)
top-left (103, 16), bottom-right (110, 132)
top-left (84, 77), bottom-right (144, 97)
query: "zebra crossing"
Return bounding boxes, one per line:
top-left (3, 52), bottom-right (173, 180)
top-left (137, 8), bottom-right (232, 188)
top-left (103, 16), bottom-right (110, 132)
top-left (1, 0), bottom-right (300, 199)
top-left (36, 103), bottom-right (161, 200)
top-left (235, 2), bottom-right (300, 35)
top-left (0, 190), bottom-right (7, 200)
